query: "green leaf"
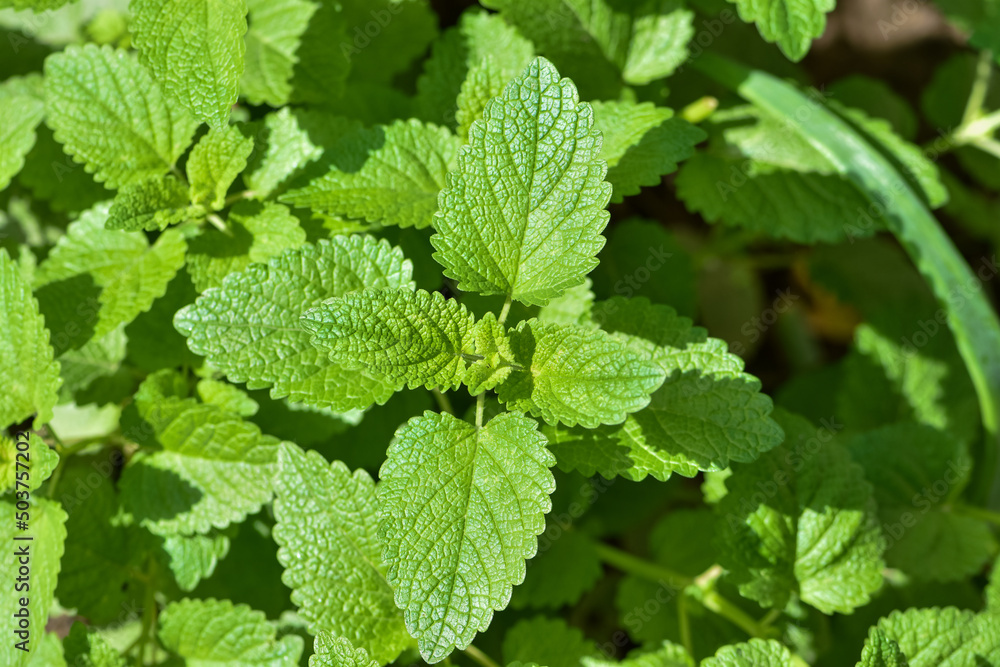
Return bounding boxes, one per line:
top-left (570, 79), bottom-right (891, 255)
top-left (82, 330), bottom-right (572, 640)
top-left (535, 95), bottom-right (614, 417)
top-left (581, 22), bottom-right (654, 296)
top-left (340, 0), bottom-right (438, 85)
top-left (241, 0), bottom-right (349, 107)
top-left (196, 378), bottom-right (258, 417)
top-left (119, 373), bottom-right (281, 535)
top-left (35, 204), bottom-right (188, 340)
top-left (695, 52), bottom-right (1000, 502)
top-left (415, 9), bottom-right (535, 129)
top-left (497, 319), bottom-right (665, 428)
top-left (0, 499), bottom-right (67, 667)
top-left (175, 236), bottom-right (413, 411)
top-left (44, 44), bottom-right (199, 189)
top-left (54, 453), bottom-right (153, 625)
top-left (482, 0), bottom-right (694, 97)
top-left (0, 76), bottom-right (45, 190)
top-left (158, 598), bottom-right (303, 665)
top-left (675, 105), bottom-right (875, 244)
top-left (379, 411), bottom-right (555, 662)
top-left (548, 298), bottom-right (782, 480)
top-left (0, 0), bottom-right (75, 10)
top-left (0, 433), bottom-right (58, 493)
top-left (106, 175), bottom-right (194, 232)
top-left (726, 0), bottom-right (834, 61)
top-left (591, 100), bottom-right (705, 203)
top-left (0, 249), bottom-right (61, 428)
top-left (162, 530), bottom-right (232, 592)
top-left (935, 0), bottom-right (1000, 59)
top-left (309, 635), bottom-right (380, 667)
top-left (282, 120), bottom-right (461, 229)
top-left (302, 288), bottom-right (475, 392)
top-left (187, 124), bottom-right (255, 210)
top-left (502, 616), bottom-right (598, 667)
top-left (847, 423), bottom-right (995, 581)
top-left (63, 624), bottom-right (125, 667)
top-left (132, 0), bottom-right (247, 127)
top-left (537, 277), bottom-right (594, 327)
top-left (186, 201), bottom-right (306, 292)
top-left (57, 326), bottom-right (128, 401)
top-left (273, 443), bottom-right (409, 664)
top-left (25, 633), bottom-right (65, 667)
top-left (431, 57), bottom-right (611, 306)
top-left (716, 410), bottom-right (885, 614)
top-left (702, 638), bottom-right (795, 666)
top-left (876, 607), bottom-right (1000, 667)
top-left (243, 110), bottom-right (362, 199)
top-left (16, 124), bottom-right (112, 214)
top-left (454, 58), bottom-right (507, 141)
top-left (857, 628), bottom-right (909, 667)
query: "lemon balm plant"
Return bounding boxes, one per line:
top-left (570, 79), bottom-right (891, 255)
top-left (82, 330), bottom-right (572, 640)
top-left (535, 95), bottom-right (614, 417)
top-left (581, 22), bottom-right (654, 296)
top-left (3, 0), bottom-right (1000, 666)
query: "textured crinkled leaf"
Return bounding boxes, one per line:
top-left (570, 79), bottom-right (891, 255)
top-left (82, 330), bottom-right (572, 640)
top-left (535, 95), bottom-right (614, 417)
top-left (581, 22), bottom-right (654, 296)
top-left (876, 607), bottom-right (1000, 667)
top-left (186, 201), bottom-right (306, 292)
top-left (858, 628), bottom-right (909, 667)
top-left (241, 0), bottom-right (348, 106)
top-left (273, 443), bottom-right (409, 664)
top-left (431, 57), bottom-right (611, 306)
top-left (303, 288), bottom-right (475, 392)
top-left (35, 204), bottom-right (187, 339)
top-left (591, 100), bottom-right (705, 203)
top-left (132, 0), bottom-right (247, 127)
top-left (847, 423), bottom-right (994, 581)
top-left (537, 277), bottom-right (594, 327)
top-left (0, 433), bottom-right (57, 493)
top-left (283, 120), bottom-right (461, 229)
top-left (106, 175), bottom-right (194, 232)
top-left (0, 249), bottom-right (61, 428)
top-left (63, 624), bottom-right (124, 667)
top-left (511, 528), bottom-right (601, 610)
top-left (702, 639), bottom-right (794, 666)
top-left (162, 530), bottom-right (231, 592)
top-left (716, 411), bottom-right (884, 614)
top-left (16, 124), bottom-right (112, 213)
top-left (454, 58), bottom-right (507, 141)
top-left (196, 378), bottom-right (258, 417)
top-left (727, 0), bottom-right (835, 61)
top-left (25, 632), bottom-right (64, 667)
top-left (44, 44), bottom-right (199, 189)
top-left (675, 104), bottom-right (875, 243)
top-left (174, 236), bottom-right (412, 410)
top-left (310, 635), bottom-right (379, 667)
top-left (243, 110), bottom-right (362, 199)
top-left (415, 10), bottom-right (534, 129)
top-left (120, 378), bottom-right (281, 535)
top-left (379, 411), bottom-right (555, 662)
top-left (497, 319), bottom-right (665, 428)
top-left (0, 77), bottom-right (45, 190)
top-left (0, 499), bottom-right (67, 667)
top-left (187, 124), bottom-right (255, 209)
top-left (502, 616), bottom-right (599, 667)
top-left (158, 598), bottom-right (303, 665)
top-left (550, 298), bottom-right (782, 480)
top-left (483, 0), bottom-right (693, 97)
top-left (464, 313), bottom-right (515, 395)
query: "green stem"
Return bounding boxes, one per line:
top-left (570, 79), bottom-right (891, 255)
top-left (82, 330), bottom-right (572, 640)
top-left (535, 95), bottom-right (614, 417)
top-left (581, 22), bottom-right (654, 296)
top-left (962, 50), bottom-right (995, 129)
top-left (956, 502), bottom-right (1000, 526)
top-left (498, 295), bottom-right (512, 325)
top-left (206, 213), bottom-right (228, 234)
top-left (431, 388), bottom-right (455, 415)
top-left (475, 393), bottom-right (485, 429)
top-left (463, 645), bottom-right (502, 667)
top-left (759, 607), bottom-right (783, 628)
top-left (593, 542), bottom-right (694, 587)
top-left (135, 577), bottom-right (157, 666)
top-left (971, 136), bottom-right (1000, 161)
top-left (223, 190), bottom-right (255, 207)
top-left (700, 589), bottom-right (772, 638)
top-left (958, 108), bottom-right (1000, 140)
top-left (678, 595), bottom-right (694, 657)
